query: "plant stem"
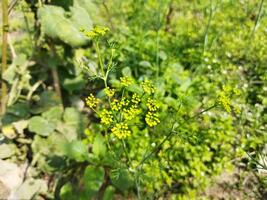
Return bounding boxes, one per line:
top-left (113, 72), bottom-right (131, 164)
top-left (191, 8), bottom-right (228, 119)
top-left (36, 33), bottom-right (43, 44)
top-left (203, 0), bottom-right (213, 54)
top-left (251, 0), bottom-right (265, 38)
top-left (1, 0), bottom-right (9, 114)
top-left (49, 44), bottom-right (63, 109)
top-left (95, 40), bottom-right (105, 77)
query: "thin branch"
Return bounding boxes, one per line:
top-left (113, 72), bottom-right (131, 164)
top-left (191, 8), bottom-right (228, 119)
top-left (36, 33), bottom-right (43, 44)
top-left (8, 0), bottom-right (19, 15)
top-left (1, 0), bottom-right (9, 114)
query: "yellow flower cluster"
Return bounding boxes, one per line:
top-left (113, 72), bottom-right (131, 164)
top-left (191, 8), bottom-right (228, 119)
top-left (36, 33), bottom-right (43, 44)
top-left (145, 112), bottom-right (160, 127)
top-left (123, 105), bottom-right (141, 121)
top-left (120, 76), bottom-right (134, 87)
top-left (104, 87), bottom-right (115, 97)
top-left (99, 109), bottom-right (113, 125)
top-left (141, 80), bottom-right (155, 94)
top-left (110, 97), bottom-right (130, 111)
top-left (85, 94), bottom-right (99, 109)
top-left (131, 93), bottom-right (141, 104)
top-left (111, 123), bottom-right (131, 139)
top-left (84, 26), bottom-right (110, 38)
top-left (218, 92), bottom-right (231, 113)
top-left (146, 98), bottom-right (160, 112)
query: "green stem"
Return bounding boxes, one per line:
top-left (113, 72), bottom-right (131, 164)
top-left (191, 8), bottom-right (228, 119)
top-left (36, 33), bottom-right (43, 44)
top-left (121, 139), bottom-right (130, 168)
top-left (1, 0), bottom-right (9, 114)
top-left (95, 40), bottom-right (105, 77)
top-left (155, 30), bottom-right (160, 79)
top-left (203, 0), bottom-right (213, 54)
top-left (251, 0), bottom-right (265, 38)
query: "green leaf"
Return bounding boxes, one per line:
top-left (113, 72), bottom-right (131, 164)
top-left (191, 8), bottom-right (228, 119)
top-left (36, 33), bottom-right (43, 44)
top-left (65, 140), bottom-right (89, 162)
top-left (62, 75), bottom-right (86, 93)
top-left (83, 166), bottom-right (105, 197)
top-left (31, 91), bottom-right (61, 114)
top-left (42, 106), bottom-right (63, 122)
top-left (28, 116), bottom-right (56, 136)
top-left (38, 5), bottom-right (92, 47)
top-left (103, 186), bottom-right (115, 200)
top-left (0, 143), bottom-right (16, 159)
top-left (13, 179), bottom-right (47, 199)
top-left (110, 169), bottom-right (134, 191)
top-left (92, 134), bottom-right (106, 158)
top-left (63, 107), bottom-right (85, 135)
top-left (70, 4), bottom-right (93, 31)
top-left (75, 0), bottom-right (100, 23)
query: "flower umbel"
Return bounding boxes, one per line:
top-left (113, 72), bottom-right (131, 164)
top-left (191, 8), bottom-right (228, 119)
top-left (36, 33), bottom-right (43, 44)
top-left (83, 26), bottom-right (110, 39)
top-left (111, 123), bottom-right (131, 139)
top-left (141, 80), bottom-right (155, 94)
top-left (145, 112), bottom-right (160, 127)
top-left (99, 109), bottom-right (113, 125)
top-left (146, 98), bottom-right (160, 112)
top-left (120, 76), bottom-right (134, 87)
top-left (104, 87), bottom-right (115, 97)
top-left (85, 94), bottom-right (99, 109)
top-left (123, 105), bottom-right (141, 121)
top-left (218, 92), bottom-right (231, 113)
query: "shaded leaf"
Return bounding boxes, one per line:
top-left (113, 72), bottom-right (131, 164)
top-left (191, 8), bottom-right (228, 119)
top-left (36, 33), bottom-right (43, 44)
top-left (28, 116), bottom-right (56, 136)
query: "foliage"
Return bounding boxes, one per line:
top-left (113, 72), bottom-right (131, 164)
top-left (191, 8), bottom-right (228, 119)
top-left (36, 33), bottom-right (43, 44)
top-left (0, 0), bottom-right (266, 199)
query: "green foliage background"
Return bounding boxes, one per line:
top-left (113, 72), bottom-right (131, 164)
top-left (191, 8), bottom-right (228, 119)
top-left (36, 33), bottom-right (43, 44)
top-left (0, 0), bottom-right (266, 199)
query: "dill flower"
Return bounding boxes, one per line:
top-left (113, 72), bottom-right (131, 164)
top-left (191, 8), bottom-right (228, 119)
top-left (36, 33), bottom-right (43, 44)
top-left (146, 98), bottom-right (160, 112)
top-left (123, 105), bottom-right (141, 121)
top-left (131, 93), bottom-right (141, 104)
top-left (145, 112), bottom-right (160, 127)
top-left (141, 80), bottom-right (155, 94)
top-left (120, 97), bottom-right (130, 107)
top-left (111, 123), bottom-right (131, 139)
top-left (218, 92), bottom-right (231, 113)
top-left (104, 87), bottom-right (115, 97)
top-left (85, 94), bottom-right (99, 109)
top-left (99, 109), bottom-right (113, 125)
top-left (111, 99), bottom-right (122, 111)
top-left (120, 76), bottom-right (134, 87)
top-left (84, 26), bottom-right (110, 39)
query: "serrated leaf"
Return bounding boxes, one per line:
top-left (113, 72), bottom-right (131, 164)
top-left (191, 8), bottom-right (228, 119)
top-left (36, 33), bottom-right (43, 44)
top-left (28, 116), bottom-right (56, 136)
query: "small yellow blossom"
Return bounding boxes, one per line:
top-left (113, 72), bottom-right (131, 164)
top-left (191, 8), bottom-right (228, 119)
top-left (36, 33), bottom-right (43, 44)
top-left (104, 87), bottom-right (115, 97)
top-left (145, 112), bottom-right (160, 127)
top-left (222, 85), bottom-right (231, 93)
top-left (123, 105), bottom-right (141, 121)
top-left (84, 26), bottom-right (110, 39)
top-left (111, 99), bottom-right (122, 111)
top-left (120, 76), bottom-right (134, 87)
top-left (99, 109), bottom-right (113, 125)
top-left (146, 98), bottom-right (160, 112)
top-left (218, 92), bottom-right (231, 113)
top-left (85, 94), bottom-right (99, 109)
top-left (131, 93), bottom-right (141, 104)
top-left (141, 80), bottom-right (155, 94)
top-left (111, 123), bottom-right (131, 139)
top-left (120, 97), bottom-right (130, 107)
